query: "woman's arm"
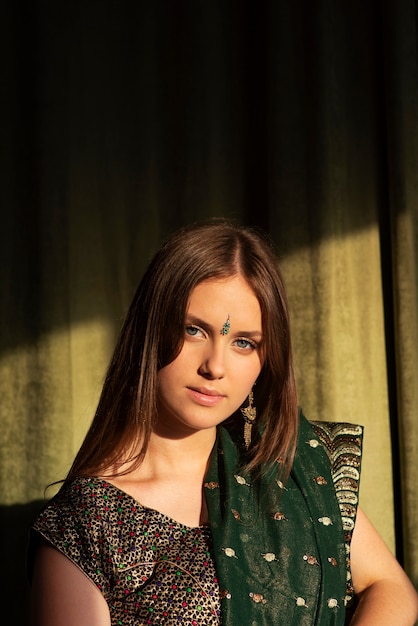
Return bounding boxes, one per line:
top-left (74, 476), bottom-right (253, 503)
top-left (31, 541), bottom-right (111, 626)
top-left (349, 507), bottom-right (418, 625)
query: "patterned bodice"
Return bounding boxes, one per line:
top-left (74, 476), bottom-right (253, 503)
top-left (32, 478), bottom-right (221, 625)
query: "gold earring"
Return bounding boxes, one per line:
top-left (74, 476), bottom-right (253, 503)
top-left (241, 390), bottom-right (257, 449)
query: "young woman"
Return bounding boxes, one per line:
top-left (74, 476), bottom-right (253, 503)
top-left (29, 221), bottom-right (418, 625)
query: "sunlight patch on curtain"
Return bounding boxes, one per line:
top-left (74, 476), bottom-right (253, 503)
top-left (0, 318), bottom-right (114, 505)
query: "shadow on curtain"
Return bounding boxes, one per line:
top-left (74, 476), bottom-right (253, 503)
top-left (1, 1), bottom-right (417, 621)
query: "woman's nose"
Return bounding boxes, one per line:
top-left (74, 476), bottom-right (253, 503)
top-left (198, 344), bottom-right (226, 379)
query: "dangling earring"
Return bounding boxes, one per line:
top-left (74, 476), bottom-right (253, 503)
top-left (241, 390), bottom-right (257, 449)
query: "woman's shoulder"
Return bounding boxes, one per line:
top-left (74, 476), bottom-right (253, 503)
top-left (30, 478), bottom-right (136, 563)
top-left (31, 476), bottom-right (201, 555)
top-left (28, 478), bottom-right (112, 592)
top-left (28, 477), bottom-right (158, 596)
top-left (31, 476), bottom-right (153, 542)
top-left (33, 477), bottom-right (126, 523)
top-left (308, 418), bottom-right (363, 447)
top-left (298, 414), bottom-right (364, 510)
top-left (297, 412), bottom-right (363, 457)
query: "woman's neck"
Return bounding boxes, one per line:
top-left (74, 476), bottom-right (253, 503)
top-left (106, 427), bottom-right (217, 527)
top-left (142, 427), bottom-right (216, 480)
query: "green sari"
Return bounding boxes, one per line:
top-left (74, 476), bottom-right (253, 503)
top-left (205, 413), bottom-right (363, 625)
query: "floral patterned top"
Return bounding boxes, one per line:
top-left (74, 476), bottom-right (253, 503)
top-left (31, 478), bottom-right (221, 625)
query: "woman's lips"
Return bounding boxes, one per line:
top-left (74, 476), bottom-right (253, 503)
top-left (187, 387), bottom-right (225, 407)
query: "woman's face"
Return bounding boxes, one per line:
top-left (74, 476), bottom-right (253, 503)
top-left (156, 275), bottom-right (264, 438)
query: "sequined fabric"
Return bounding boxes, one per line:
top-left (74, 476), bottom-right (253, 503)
top-left (31, 478), bottom-right (221, 625)
top-left (311, 420), bottom-right (364, 606)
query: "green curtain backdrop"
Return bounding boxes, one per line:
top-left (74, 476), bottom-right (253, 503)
top-left (1, 1), bottom-right (417, 622)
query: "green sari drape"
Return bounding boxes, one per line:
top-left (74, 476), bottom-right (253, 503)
top-left (205, 414), bottom-right (363, 625)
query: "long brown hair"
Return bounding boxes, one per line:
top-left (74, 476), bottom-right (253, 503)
top-left (67, 220), bottom-right (298, 480)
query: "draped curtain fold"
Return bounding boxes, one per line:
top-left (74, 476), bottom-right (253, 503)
top-left (382, 0), bottom-right (418, 580)
top-left (1, 1), bottom-right (417, 620)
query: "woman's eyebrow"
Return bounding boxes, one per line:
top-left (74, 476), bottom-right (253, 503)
top-left (233, 330), bottom-right (263, 339)
top-left (185, 315), bottom-right (214, 331)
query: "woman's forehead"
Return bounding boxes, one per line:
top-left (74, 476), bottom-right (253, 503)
top-left (187, 276), bottom-right (262, 332)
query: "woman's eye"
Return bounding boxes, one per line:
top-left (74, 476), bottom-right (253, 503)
top-left (185, 325), bottom-right (204, 337)
top-left (234, 338), bottom-right (256, 350)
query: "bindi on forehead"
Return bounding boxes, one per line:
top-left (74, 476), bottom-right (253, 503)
top-left (220, 315), bottom-right (231, 336)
